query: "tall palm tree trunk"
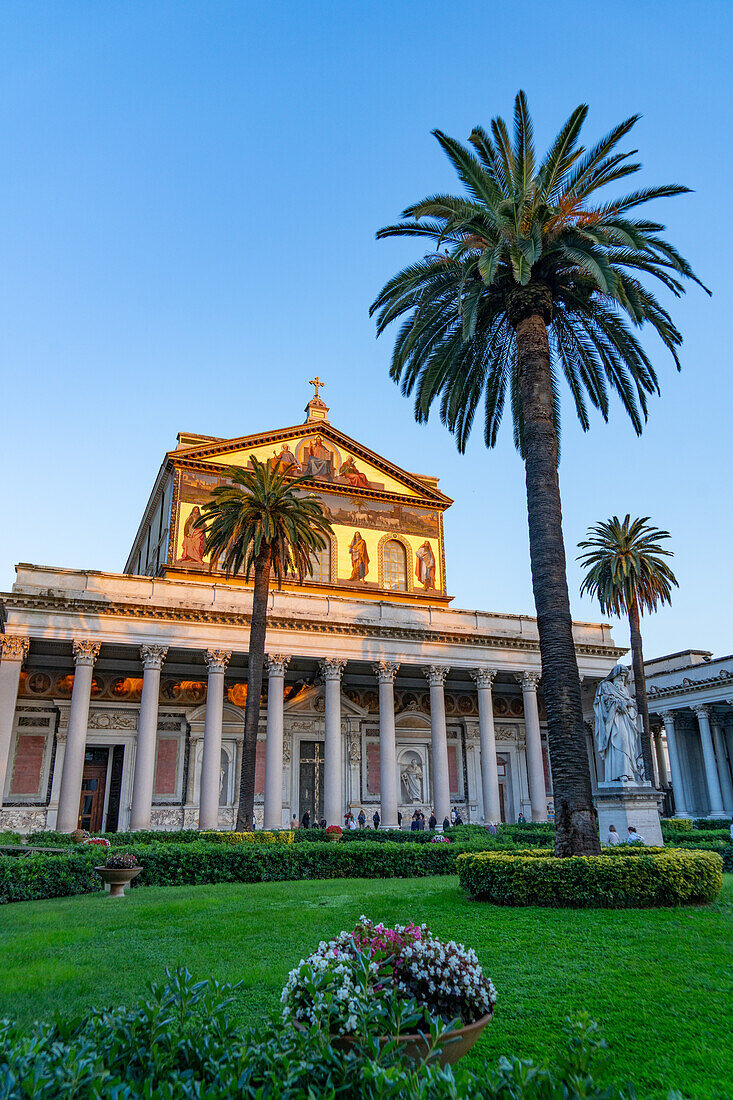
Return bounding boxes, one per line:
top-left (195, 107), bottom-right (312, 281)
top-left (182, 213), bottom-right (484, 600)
top-left (512, 288), bottom-right (600, 856)
top-left (236, 547), bottom-right (272, 831)
top-left (628, 597), bottom-right (655, 783)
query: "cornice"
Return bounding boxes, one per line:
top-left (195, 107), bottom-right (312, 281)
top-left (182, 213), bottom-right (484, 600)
top-left (648, 667), bottom-right (733, 702)
top-left (1, 591), bottom-right (625, 659)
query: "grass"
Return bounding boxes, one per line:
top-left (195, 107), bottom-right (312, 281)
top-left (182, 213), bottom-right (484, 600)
top-left (1, 875), bottom-right (732, 1100)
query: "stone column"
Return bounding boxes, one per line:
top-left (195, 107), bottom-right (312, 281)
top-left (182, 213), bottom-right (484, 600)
top-left (56, 641), bottom-right (101, 832)
top-left (263, 654), bottom-right (290, 830)
top-left (658, 710), bottom-right (689, 818)
top-left (0, 636), bottom-right (29, 809)
top-left (470, 668), bottom-right (501, 824)
top-left (652, 723), bottom-right (669, 788)
top-left (373, 661), bottom-right (400, 828)
top-left (517, 671), bottom-right (547, 822)
top-left (321, 658), bottom-right (347, 828)
top-left (129, 644), bottom-right (168, 831)
top-left (424, 666), bottom-right (451, 826)
top-left (711, 714), bottom-right (733, 815)
top-left (693, 705), bottom-right (727, 819)
top-left (199, 649), bottom-right (231, 831)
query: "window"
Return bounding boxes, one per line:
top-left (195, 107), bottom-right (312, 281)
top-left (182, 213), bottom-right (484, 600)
top-left (308, 543), bottom-right (331, 584)
top-left (383, 540), bottom-right (407, 591)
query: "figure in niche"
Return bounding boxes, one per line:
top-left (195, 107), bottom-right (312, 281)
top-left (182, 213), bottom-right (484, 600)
top-left (400, 757), bottom-right (423, 803)
top-left (270, 443), bottom-right (298, 473)
top-left (339, 456), bottom-right (370, 488)
top-left (415, 541), bottom-right (436, 589)
top-left (349, 531), bottom-right (370, 581)
top-left (304, 436), bottom-right (334, 479)
top-left (181, 506), bottom-right (205, 563)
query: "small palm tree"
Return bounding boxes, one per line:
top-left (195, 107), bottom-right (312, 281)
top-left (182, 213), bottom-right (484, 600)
top-left (578, 515), bottom-right (678, 783)
top-left (371, 91), bottom-right (707, 855)
top-left (195, 458), bottom-right (333, 830)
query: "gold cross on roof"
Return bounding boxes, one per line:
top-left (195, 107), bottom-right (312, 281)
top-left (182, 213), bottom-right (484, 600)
top-left (309, 375), bottom-right (325, 399)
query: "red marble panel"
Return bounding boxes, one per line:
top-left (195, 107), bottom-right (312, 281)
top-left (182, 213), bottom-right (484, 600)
top-left (254, 740), bottom-right (266, 796)
top-left (154, 739), bottom-right (178, 795)
top-left (10, 735), bottom-right (46, 796)
top-left (448, 744), bottom-right (459, 797)
top-left (366, 742), bottom-right (380, 795)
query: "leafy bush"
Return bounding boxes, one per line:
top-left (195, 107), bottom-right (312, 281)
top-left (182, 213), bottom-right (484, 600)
top-left (0, 831), bottom-right (23, 846)
top-left (457, 849), bottom-right (723, 908)
top-left (0, 851), bottom-right (101, 904)
top-left (0, 969), bottom-right (668, 1099)
top-left (200, 830), bottom-right (295, 846)
top-left (693, 817), bottom-right (732, 830)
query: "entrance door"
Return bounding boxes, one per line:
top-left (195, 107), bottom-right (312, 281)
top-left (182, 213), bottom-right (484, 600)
top-left (78, 748), bottom-right (109, 832)
top-left (299, 741), bottom-right (324, 823)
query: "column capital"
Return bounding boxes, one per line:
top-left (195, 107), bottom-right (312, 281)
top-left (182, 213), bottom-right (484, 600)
top-left (265, 654), bottom-right (291, 676)
top-left (658, 709), bottom-right (676, 727)
top-left (205, 648), bottom-right (232, 673)
top-left (423, 665), bottom-right (449, 686)
top-left (373, 660), bottom-right (400, 684)
top-left (72, 640), bottom-right (101, 667)
top-left (320, 657), bottom-right (348, 681)
top-left (517, 670), bottom-right (541, 691)
top-left (693, 704), bottom-right (710, 720)
top-left (0, 635), bottom-right (29, 663)
top-left (140, 644), bottom-right (168, 671)
top-left (470, 668), bottom-right (496, 688)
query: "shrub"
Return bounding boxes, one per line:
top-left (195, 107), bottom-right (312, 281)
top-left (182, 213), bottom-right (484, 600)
top-left (0, 831), bottom-right (23, 846)
top-left (661, 817), bottom-right (693, 831)
top-left (0, 851), bottom-right (101, 904)
top-left (0, 969), bottom-right (654, 1099)
top-left (200, 830), bottom-right (295, 846)
top-left (693, 817), bottom-right (732, 830)
top-left (457, 849), bottom-right (723, 908)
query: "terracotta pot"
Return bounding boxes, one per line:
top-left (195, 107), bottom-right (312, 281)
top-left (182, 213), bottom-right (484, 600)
top-left (95, 866), bottom-right (142, 898)
top-left (325, 832), bottom-right (342, 842)
top-left (315, 1010), bottom-right (492, 1067)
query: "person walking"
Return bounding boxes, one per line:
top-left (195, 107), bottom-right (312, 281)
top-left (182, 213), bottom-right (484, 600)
top-left (373, 810), bottom-right (380, 830)
top-left (290, 814), bottom-right (299, 830)
top-left (450, 807), bottom-right (457, 825)
top-left (442, 816), bottom-right (450, 831)
top-left (358, 809), bottom-right (366, 829)
top-left (428, 811), bottom-right (437, 830)
top-left (301, 809), bottom-right (310, 829)
top-left (397, 810), bottom-right (403, 828)
top-left (486, 821), bottom-right (497, 835)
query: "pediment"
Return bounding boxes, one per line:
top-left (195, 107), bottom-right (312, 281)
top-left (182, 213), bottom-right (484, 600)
top-left (283, 684), bottom-right (369, 718)
top-left (168, 421), bottom-right (451, 506)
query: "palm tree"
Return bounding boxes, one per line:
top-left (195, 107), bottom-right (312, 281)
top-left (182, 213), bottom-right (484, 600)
top-left (370, 91), bottom-right (707, 855)
top-left (578, 515), bottom-right (678, 783)
top-left (195, 458), bottom-right (333, 830)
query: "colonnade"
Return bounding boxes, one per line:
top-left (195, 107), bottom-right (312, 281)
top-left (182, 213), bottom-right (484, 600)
top-left (656, 704), bottom-right (733, 819)
top-left (0, 634), bottom-right (549, 830)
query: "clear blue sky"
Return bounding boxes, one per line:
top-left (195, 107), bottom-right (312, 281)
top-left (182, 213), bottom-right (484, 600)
top-left (1, 1), bottom-right (731, 661)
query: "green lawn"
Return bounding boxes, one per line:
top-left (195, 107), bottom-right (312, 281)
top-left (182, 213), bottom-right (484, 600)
top-left (1, 875), bottom-right (732, 1100)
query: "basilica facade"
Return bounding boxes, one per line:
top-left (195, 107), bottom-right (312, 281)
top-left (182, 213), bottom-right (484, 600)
top-left (0, 391), bottom-right (624, 834)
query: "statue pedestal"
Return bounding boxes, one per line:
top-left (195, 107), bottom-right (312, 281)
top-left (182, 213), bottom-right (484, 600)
top-left (595, 781), bottom-right (664, 846)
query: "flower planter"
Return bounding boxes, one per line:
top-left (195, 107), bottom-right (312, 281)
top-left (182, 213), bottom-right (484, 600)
top-left (325, 832), bottom-right (342, 842)
top-left (95, 866), bottom-right (142, 898)
top-left (321, 1010), bottom-right (493, 1067)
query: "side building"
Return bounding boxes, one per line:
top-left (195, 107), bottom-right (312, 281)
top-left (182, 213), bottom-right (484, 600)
top-left (0, 392), bottom-right (624, 833)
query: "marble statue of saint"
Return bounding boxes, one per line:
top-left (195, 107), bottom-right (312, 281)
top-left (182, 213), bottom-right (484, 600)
top-left (400, 758), bottom-right (423, 802)
top-left (593, 664), bottom-right (643, 782)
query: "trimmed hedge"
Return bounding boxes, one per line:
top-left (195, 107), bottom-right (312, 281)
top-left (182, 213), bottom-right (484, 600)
top-left (200, 830), bottom-right (294, 845)
top-left (0, 841), bottom-right (459, 903)
top-left (0, 851), bottom-right (101, 904)
top-left (457, 849), bottom-right (723, 908)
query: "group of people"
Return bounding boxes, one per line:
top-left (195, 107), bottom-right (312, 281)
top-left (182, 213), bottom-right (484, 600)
top-left (606, 824), bottom-right (645, 845)
top-left (290, 805), bottom-right (467, 831)
top-left (293, 810), bottom-right (329, 830)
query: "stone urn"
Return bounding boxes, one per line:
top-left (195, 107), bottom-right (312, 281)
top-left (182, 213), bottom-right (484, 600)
top-left (324, 1010), bottom-right (493, 1067)
top-left (95, 865), bottom-right (142, 898)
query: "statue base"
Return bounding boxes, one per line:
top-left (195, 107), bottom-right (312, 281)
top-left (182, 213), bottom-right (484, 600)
top-left (595, 781), bottom-right (664, 846)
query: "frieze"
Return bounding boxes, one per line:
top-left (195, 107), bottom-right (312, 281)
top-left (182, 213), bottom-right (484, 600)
top-left (87, 711), bottom-right (138, 730)
top-left (1, 593), bottom-right (625, 658)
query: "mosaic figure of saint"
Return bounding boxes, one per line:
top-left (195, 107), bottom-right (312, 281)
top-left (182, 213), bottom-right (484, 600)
top-left (270, 443), bottom-right (298, 473)
top-left (415, 540), bottom-right (436, 589)
top-left (339, 456), bottom-right (370, 488)
top-left (349, 531), bottom-right (369, 581)
top-left (181, 506), bottom-right (205, 564)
